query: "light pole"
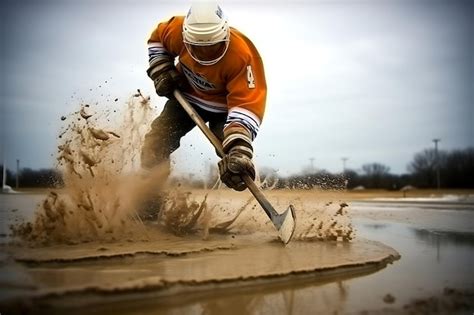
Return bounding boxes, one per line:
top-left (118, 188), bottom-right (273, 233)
top-left (309, 158), bottom-right (315, 173)
top-left (2, 157), bottom-right (6, 190)
top-left (433, 139), bottom-right (441, 189)
top-left (341, 157), bottom-right (348, 173)
top-left (16, 159), bottom-right (20, 189)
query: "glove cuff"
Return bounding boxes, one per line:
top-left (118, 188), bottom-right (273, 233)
top-left (229, 145), bottom-right (253, 159)
top-left (147, 58), bottom-right (174, 81)
top-left (222, 123), bottom-right (253, 158)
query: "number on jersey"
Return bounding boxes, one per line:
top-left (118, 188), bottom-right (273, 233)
top-left (247, 65), bottom-right (256, 89)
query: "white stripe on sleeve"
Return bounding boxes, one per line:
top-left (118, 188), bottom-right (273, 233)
top-left (147, 42), bottom-right (172, 63)
top-left (224, 107), bottom-right (261, 140)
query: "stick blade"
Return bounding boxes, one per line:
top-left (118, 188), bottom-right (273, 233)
top-left (278, 205), bottom-right (296, 244)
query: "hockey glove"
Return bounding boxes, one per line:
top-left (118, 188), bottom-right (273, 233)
top-left (147, 58), bottom-right (185, 97)
top-left (218, 124), bottom-right (255, 191)
top-left (218, 146), bottom-right (256, 191)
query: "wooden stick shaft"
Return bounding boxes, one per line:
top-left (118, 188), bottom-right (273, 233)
top-left (173, 91), bottom-right (225, 157)
top-left (173, 90), bottom-right (279, 218)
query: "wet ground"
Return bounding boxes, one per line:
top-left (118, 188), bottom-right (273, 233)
top-left (1, 192), bottom-right (473, 314)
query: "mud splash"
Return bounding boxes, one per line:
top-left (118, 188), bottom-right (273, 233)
top-left (10, 90), bottom-right (354, 246)
top-left (11, 90), bottom-right (162, 244)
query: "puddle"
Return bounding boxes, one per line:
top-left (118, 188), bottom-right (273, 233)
top-left (411, 228), bottom-right (474, 247)
top-left (347, 217), bottom-right (474, 312)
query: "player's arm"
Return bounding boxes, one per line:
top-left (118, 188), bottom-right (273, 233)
top-left (218, 55), bottom-right (267, 191)
top-left (147, 17), bottom-right (185, 97)
top-left (224, 53), bottom-right (266, 155)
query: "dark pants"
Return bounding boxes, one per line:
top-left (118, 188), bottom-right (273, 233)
top-left (141, 98), bottom-right (226, 170)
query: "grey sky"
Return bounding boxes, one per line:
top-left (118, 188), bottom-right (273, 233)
top-left (1, 0), bottom-right (473, 177)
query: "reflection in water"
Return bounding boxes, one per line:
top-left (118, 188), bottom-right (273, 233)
top-left (54, 268), bottom-right (357, 315)
top-left (200, 294), bottom-right (263, 315)
top-left (146, 278), bottom-right (351, 315)
top-left (362, 223), bottom-right (388, 230)
top-left (411, 228), bottom-right (474, 264)
top-left (412, 228), bottom-right (474, 247)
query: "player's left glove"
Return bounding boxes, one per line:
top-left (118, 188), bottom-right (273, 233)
top-left (147, 58), bottom-right (185, 98)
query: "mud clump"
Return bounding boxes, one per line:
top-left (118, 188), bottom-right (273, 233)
top-left (291, 199), bottom-right (354, 242)
top-left (12, 91), bottom-right (159, 245)
top-left (158, 191), bottom-right (208, 235)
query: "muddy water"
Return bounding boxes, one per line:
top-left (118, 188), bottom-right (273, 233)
top-left (347, 202), bottom-right (474, 314)
top-left (343, 220), bottom-right (473, 313)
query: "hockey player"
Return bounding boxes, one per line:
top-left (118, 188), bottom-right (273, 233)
top-left (142, 1), bottom-right (266, 192)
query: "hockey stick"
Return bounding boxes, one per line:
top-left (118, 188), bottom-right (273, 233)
top-left (173, 90), bottom-right (296, 244)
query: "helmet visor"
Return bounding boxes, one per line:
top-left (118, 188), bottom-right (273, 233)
top-left (184, 41), bottom-right (229, 65)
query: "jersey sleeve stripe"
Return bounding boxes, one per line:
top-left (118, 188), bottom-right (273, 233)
top-left (228, 107), bottom-right (261, 127)
top-left (148, 42), bottom-right (172, 62)
top-left (225, 108), bottom-right (261, 140)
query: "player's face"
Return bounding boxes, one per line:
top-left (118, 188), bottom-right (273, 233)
top-left (185, 42), bottom-right (228, 65)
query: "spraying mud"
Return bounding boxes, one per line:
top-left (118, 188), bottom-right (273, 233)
top-left (10, 91), bottom-right (355, 246)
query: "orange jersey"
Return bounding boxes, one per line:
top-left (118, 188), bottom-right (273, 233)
top-left (147, 16), bottom-right (266, 140)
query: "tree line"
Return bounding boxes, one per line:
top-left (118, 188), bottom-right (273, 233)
top-left (261, 147), bottom-right (474, 190)
top-left (1, 147), bottom-right (473, 190)
top-left (1, 167), bottom-right (63, 189)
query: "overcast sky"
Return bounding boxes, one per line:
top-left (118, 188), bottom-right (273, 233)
top-left (1, 0), bottom-right (473, 177)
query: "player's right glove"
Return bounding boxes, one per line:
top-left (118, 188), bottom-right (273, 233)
top-left (218, 123), bottom-right (256, 191)
top-left (218, 146), bottom-right (256, 191)
top-left (147, 58), bottom-right (185, 97)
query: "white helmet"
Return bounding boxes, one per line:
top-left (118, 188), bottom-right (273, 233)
top-left (183, 1), bottom-right (230, 66)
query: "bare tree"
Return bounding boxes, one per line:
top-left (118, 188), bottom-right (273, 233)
top-left (362, 163), bottom-right (390, 176)
top-left (361, 163), bottom-right (391, 188)
top-left (408, 148), bottom-right (447, 187)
